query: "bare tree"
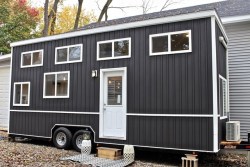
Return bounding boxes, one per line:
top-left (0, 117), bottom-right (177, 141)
top-left (74, 0), bottom-right (84, 30)
top-left (96, 0), bottom-right (137, 21)
top-left (140, 0), bottom-right (154, 14)
top-left (49, 0), bottom-right (60, 35)
top-left (42, 0), bottom-right (49, 36)
top-left (98, 0), bottom-right (113, 22)
top-left (160, 0), bottom-right (179, 11)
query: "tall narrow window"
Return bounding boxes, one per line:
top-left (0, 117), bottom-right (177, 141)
top-left (219, 76), bottom-right (228, 117)
top-left (97, 38), bottom-right (131, 60)
top-left (13, 82), bottom-right (30, 106)
top-left (21, 50), bottom-right (43, 68)
top-left (149, 30), bottom-right (191, 56)
top-left (43, 71), bottom-right (70, 98)
top-left (55, 44), bottom-right (82, 64)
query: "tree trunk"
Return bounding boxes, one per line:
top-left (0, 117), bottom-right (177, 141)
top-left (42, 0), bottom-right (49, 36)
top-left (49, 0), bottom-right (60, 35)
top-left (98, 0), bottom-right (112, 22)
top-left (74, 0), bottom-right (84, 30)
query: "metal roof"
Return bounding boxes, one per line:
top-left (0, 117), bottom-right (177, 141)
top-left (79, 0), bottom-right (250, 30)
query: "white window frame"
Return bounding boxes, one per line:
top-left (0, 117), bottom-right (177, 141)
top-left (97, 37), bottom-right (131, 61)
top-left (149, 30), bottom-right (192, 56)
top-left (13, 82), bottom-right (30, 106)
top-left (43, 71), bottom-right (70, 98)
top-left (55, 44), bottom-right (83, 65)
top-left (21, 50), bottom-right (43, 68)
top-left (219, 75), bottom-right (228, 119)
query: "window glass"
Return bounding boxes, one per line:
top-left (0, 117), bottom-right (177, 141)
top-left (45, 74), bottom-right (56, 96)
top-left (171, 32), bottom-right (189, 51)
top-left (23, 53), bottom-right (32, 66)
top-left (114, 40), bottom-right (129, 57)
top-left (56, 73), bottom-right (68, 96)
top-left (152, 36), bottom-right (168, 53)
top-left (57, 48), bottom-right (68, 62)
top-left (69, 46), bottom-right (81, 61)
top-left (15, 84), bottom-right (21, 104)
top-left (108, 76), bottom-right (122, 105)
top-left (99, 43), bottom-right (112, 58)
top-left (32, 51), bottom-right (42, 65)
top-left (22, 84), bottom-right (29, 104)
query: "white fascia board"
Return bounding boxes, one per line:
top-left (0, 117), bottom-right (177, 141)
top-left (0, 54), bottom-right (11, 62)
top-left (222, 14), bottom-right (250, 24)
top-left (10, 10), bottom-right (223, 47)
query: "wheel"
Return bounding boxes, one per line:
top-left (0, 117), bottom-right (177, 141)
top-left (53, 127), bottom-right (72, 149)
top-left (72, 130), bottom-right (91, 152)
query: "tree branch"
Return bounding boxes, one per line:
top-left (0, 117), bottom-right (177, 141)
top-left (97, 0), bottom-right (113, 22)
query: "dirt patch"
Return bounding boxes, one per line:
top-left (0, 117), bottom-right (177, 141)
top-left (0, 131), bottom-right (247, 166)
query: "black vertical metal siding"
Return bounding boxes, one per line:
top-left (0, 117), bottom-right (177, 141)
top-left (216, 23), bottom-right (228, 145)
top-left (10, 18), bottom-right (215, 151)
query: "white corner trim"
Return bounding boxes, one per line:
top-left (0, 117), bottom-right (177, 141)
top-left (55, 44), bottom-right (83, 65)
top-left (97, 37), bottom-right (131, 61)
top-left (13, 82), bottom-right (31, 107)
top-left (8, 49), bottom-right (13, 133)
top-left (222, 14), bottom-right (250, 24)
top-left (211, 17), bottom-right (219, 152)
top-left (149, 30), bottom-right (192, 56)
top-left (21, 49), bottom-right (43, 68)
top-left (10, 10), bottom-right (224, 47)
top-left (43, 71), bottom-right (70, 98)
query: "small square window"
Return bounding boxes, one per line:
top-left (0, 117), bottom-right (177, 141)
top-left (171, 32), bottom-right (190, 51)
top-left (69, 46), bottom-right (81, 61)
top-left (13, 82), bottom-right (30, 106)
top-left (99, 43), bottom-right (112, 58)
top-left (57, 48), bottom-right (68, 62)
top-left (55, 44), bottom-right (82, 64)
top-left (114, 40), bottom-right (129, 57)
top-left (21, 50), bottom-right (43, 68)
top-left (152, 36), bottom-right (168, 53)
top-left (43, 71), bottom-right (70, 98)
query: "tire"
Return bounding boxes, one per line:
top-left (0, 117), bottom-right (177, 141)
top-left (53, 127), bottom-right (72, 149)
top-left (72, 130), bottom-right (91, 152)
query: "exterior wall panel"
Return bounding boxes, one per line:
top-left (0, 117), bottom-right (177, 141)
top-left (10, 18), bottom-right (215, 151)
top-left (225, 22), bottom-right (250, 140)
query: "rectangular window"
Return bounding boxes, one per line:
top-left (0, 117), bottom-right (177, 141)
top-left (13, 82), bottom-right (30, 106)
top-left (43, 71), bottom-right (70, 98)
top-left (55, 44), bottom-right (82, 64)
top-left (97, 38), bottom-right (131, 60)
top-left (149, 30), bottom-right (191, 56)
top-left (219, 75), bottom-right (228, 118)
top-left (21, 50), bottom-right (43, 68)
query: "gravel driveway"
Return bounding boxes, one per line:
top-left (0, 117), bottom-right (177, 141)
top-left (0, 130), bottom-right (247, 167)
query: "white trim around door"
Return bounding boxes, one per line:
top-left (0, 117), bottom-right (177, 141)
top-left (99, 67), bottom-right (127, 140)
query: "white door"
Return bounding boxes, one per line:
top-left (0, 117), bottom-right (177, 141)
top-left (100, 68), bottom-right (127, 139)
top-left (0, 67), bottom-right (10, 129)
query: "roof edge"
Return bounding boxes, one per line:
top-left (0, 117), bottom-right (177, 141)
top-left (222, 14), bottom-right (250, 24)
top-left (0, 54), bottom-right (11, 62)
top-left (11, 10), bottom-right (222, 47)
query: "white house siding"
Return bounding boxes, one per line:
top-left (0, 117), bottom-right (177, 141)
top-left (225, 21), bottom-right (250, 140)
top-left (0, 59), bottom-right (10, 129)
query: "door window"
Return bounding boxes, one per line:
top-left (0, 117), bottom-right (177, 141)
top-left (107, 76), bottom-right (122, 105)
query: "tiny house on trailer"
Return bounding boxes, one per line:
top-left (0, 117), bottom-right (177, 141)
top-left (9, 8), bottom-right (228, 153)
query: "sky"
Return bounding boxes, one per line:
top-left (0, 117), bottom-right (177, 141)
top-left (30, 0), bottom-right (226, 20)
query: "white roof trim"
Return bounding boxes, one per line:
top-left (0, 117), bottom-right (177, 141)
top-left (11, 10), bottom-right (226, 47)
top-left (0, 54), bottom-right (11, 62)
top-left (222, 14), bottom-right (250, 24)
